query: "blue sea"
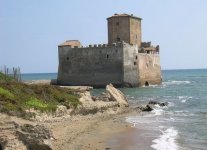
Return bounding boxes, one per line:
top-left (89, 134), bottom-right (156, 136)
top-left (22, 69), bottom-right (207, 150)
top-left (21, 73), bottom-right (57, 81)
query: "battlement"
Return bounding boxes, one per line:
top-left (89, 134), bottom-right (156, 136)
top-left (58, 40), bottom-right (159, 56)
top-left (59, 41), bottom-right (125, 50)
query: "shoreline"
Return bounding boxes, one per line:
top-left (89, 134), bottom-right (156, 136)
top-left (0, 107), bottom-right (155, 150)
top-left (0, 108), bottom-right (141, 150)
top-left (46, 107), bottom-right (139, 150)
top-left (0, 81), bottom-right (138, 150)
top-left (0, 80), bottom-right (160, 150)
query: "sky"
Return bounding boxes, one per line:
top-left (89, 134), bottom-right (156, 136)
top-left (0, 0), bottom-right (207, 73)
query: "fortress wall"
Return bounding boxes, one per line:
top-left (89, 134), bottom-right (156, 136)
top-left (57, 45), bottom-right (123, 87)
top-left (123, 43), bottom-right (139, 87)
top-left (137, 53), bottom-right (162, 86)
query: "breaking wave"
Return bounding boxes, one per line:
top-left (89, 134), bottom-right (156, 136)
top-left (163, 80), bottom-right (191, 86)
top-left (151, 127), bottom-right (179, 150)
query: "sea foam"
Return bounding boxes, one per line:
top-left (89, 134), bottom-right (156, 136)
top-left (163, 80), bottom-right (191, 86)
top-left (151, 127), bottom-right (179, 150)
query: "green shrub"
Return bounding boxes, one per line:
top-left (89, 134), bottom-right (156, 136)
top-left (0, 82), bottom-right (80, 118)
top-left (25, 97), bottom-right (56, 112)
top-left (0, 87), bottom-right (14, 99)
top-left (0, 72), bottom-right (13, 81)
top-left (26, 97), bottom-right (47, 109)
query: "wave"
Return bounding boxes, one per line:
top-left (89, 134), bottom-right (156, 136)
top-left (178, 96), bottom-right (192, 103)
top-left (167, 110), bottom-right (195, 117)
top-left (163, 80), bottom-right (191, 86)
top-left (151, 127), bottom-right (179, 150)
top-left (152, 108), bottom-right (165, 116)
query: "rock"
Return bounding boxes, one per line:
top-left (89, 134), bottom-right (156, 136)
top-left (55, 105), bottom-right (68, 117)
top-left (141, 104), bottom-right (153, 111)
top-left (159, 102), bottom-right (168, 107)
top-left (148, 101), bottom-right (159, 105)
top-left (0, 120), bottom-right (52, 150)
top-left (106, 84), bottom-right (129, 107)
top-left (148, 101), bottom-right (168, 107)
top-left (72, 84), bottom-right (129, 115)
top-left (60, 86), bottom-right (93, 91)
top-left (79, 91), bottom-right (94, 105)
top-left (17, 124), bottom-right (52, 150)
top-left (94, 92), bottom-right (111, 102)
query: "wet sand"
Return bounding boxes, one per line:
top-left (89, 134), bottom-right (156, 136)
top-left (107, 127), bottom-right (155, 150)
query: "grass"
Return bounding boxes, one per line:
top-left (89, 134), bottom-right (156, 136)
top-left (0, 72), bottom-right (14, 81)
top-left (0, 81), bottom-right (80, 118)
top-left (26, 97), bottom-right (49, 110)
top-left (0, 87), bottom-right (14, 99)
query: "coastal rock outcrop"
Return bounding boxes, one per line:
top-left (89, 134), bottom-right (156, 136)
top-left (136, 101), bottom-right (168, 112)
top-left (24, 84), bottom-right (129, 121)
top-left (0, 115), bottom-right (52, 150)
top-left (106, 84), bottom-right (129, 107)
top-left (75, 84), bottom-right (129, 115)
top-left (148, 101), bottom-right (168, 107)
top-left (140, 104), bottom-right (154, 112)
top-left (17, 124), bottom-right (52, 150)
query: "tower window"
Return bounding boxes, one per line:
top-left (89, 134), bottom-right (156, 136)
top-left (117, 37), bottom-right (120, 41)
top-left (135, 34), bottom-right (137, 39)
top-left (134, 62), bottom-right (137, 65)
top-left (66, 57), bottom-right (69, 60)
top-left (106, 54), bottom-right (109, 59)
top-left (116, 22), bottom-right (119, 26)
top-left (135, 55), bottom-right (138, 59)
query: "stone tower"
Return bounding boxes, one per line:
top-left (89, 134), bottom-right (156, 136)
top-left (107, 13), bottom-right (142, 48)
top-left (57, 13), bottom-right (161, 87)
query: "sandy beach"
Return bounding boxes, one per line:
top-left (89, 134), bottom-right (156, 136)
top-left (0, 106), bottom-right (156, 150)
top-left (45, 109), bottom-right (142, 150)
top-left (44, 107), bottom-right (154, 150)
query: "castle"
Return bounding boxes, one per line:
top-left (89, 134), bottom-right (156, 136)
top-left (57, 14), bottom-right (162, 87)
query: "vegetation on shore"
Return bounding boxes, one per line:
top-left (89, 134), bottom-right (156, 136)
top-left (0, 73), bottom-right (80, 119)
top-left (0, 72), bottom-right (14, 82)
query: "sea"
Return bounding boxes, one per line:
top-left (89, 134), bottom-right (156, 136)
top-left (22, 69), bottom-right (207, 150)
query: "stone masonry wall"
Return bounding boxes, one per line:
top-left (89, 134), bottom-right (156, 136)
top-left (57, 45), bottom-right (124, 87)
top-left (57, 43), bottom-right (162, 87)
top-left (108, 17), bottom-right (130, 45)
top-left (130, 17), bottom-right (142, 48)
top-left (123, 43), bottom-right (139, 87)
top-left (137, 53), bottom-right (162, 86)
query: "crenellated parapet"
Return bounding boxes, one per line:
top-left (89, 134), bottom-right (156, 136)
top-left (59, 41), bottom-right (125, 50)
